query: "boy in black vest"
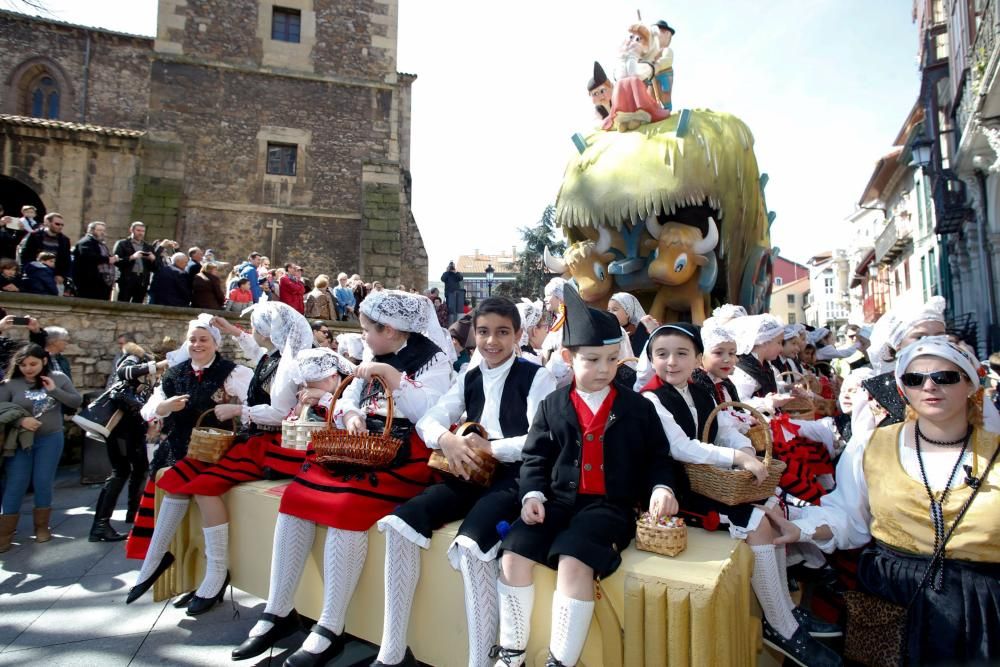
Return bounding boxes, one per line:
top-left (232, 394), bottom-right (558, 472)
top-left (372, 297), bottom-right (557, 667)
top-left (491, 286), bottom-right (680, 667)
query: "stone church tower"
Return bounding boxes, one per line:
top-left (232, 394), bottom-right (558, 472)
top-left (0, 0), bottom-right (427, 287)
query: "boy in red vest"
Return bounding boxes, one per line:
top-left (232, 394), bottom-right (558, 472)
top-left (491, 286), bottom-right (681, 667)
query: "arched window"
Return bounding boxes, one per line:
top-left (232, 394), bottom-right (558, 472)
top-left (29, 76), bottom-right (59, 119)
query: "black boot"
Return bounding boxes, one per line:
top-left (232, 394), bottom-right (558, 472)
top-left (125, 474), bottom-right (144, 523)
top-left (89, 478), bottom-right (127, 542)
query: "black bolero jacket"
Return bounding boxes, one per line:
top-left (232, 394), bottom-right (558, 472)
top-left (518, 384), bottom-right (681, 509)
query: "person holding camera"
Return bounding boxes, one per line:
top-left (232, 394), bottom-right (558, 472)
top-left (88, 341), bottom-right (168, 541)
top-left (0, 312), bottom-right (47, 381)
top-left (0, 343), bottom-right (81, 550)
top-left (113, 222), bottom-right (157, 303)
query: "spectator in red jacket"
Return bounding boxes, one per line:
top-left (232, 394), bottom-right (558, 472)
top-left (278, 263), bottom-right (305, 314)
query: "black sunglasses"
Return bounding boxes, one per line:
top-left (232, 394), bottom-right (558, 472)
top-left (900, 370), bottom-right (963, 388)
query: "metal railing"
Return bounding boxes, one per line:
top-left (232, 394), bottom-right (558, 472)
top-left (956, 0), bottom-right (1000, 143)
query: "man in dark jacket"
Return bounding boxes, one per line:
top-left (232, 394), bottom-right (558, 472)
top-left (191, 262), bottom-right (225, 310)
top-left (149, 252), bottom-right (192, 307)
top-left (72, 221), bottom-right (118, 300)
top-left (112, 221), bottom-right (157, 303)
top-left (17, 213), bottom-right (72, 289)
top-left (20, 252), bottom-right (59, 295)
top-left (186, 247), bottom-right (204, 281)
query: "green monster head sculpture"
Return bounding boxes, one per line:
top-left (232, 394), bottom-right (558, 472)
top-left (552, 109), bottom-right (774, 322)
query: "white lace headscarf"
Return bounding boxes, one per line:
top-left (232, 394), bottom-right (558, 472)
top-left (806, 327), bottom-right (830, 346)
top-left (609, 292), bottom-right (646, 326)
top-left (337, 333), bottom-right (365, 361)
top-left (869, 296), bottom-right (947, 374)
top-left (293, 347), bottom-right (355, 383)
top-left (254, 302), bottom-right (317, 412)
top-left (711, 304), bottom-right (748, 324)
top-left (544, 277), bottom-right (566, 299)
top-left (783, 323), bottom-right (804, 341)
top-left (166, 313), bottom-right (223, 366)
top-left (516, 299), bottom-right (543, 348)
top-left (731, 314), bottom-right (784, 355)
top-left (701, 317), bottom-right (737, 352)
top-left (360, 289), bottom-right (451, 356)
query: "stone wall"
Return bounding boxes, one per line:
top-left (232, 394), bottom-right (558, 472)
top-left (0, 10), bottom-right (152, 130)
top-left (1, 291), bottom-right (359, 391)
top-left (0, 118), bottom-right (144, 241)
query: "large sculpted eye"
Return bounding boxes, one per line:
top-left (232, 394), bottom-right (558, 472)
top-left (593, 262), bottom-right (606, 281)
top-left (674, 253), bottom-right (688, 273)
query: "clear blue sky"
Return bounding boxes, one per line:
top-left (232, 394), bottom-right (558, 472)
top-left (5, 0), bottom-right (919, 273)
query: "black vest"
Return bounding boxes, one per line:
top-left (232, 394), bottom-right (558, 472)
top-left (690, 368), bottom-right (740, 405)
top-left (736, 354), bottom-right (777, 397)
top-left (247, 349), bottom-right (280, 408)
top-left (650, 381), bottom-right (719, 443)
top-left (363, 333), bottom-right (443, 422)
top-left (158, 355), bottom-right (237, 456)
top-left (463, 357), bottom-right (541, 438)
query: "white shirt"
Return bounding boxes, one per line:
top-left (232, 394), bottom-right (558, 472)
top-left (643, 385), bottom-right (749, 468)
top-left (816, 343), bottom-right (860, 361)
top-left (337, 341), bottom-right (452, 424)
top-left (416, 353), bottom-right (557, 462)
top-left (731, 353), bottom-right (780, 414)
top-left (141, 359), bottom-right (253, 422)
top-left (232, 334), bottom-right (298, 426)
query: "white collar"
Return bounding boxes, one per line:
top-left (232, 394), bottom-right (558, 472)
top-left (191, 358), bottom-right (215, 371)
top-left (480, 352), bottom-right (516, 377)
top-left (574, 385), bottom-right (611, 403)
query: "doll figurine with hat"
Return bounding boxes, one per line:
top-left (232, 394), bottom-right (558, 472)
top-left (603, 23), bottom-right (670, 132)
top-left (587, 61), bottom-right (613, 120)
top-left (650, 20), bottom-right (675, 111)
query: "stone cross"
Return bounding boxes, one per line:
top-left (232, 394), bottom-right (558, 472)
top-left (265, 217), bottom-right (283, 261)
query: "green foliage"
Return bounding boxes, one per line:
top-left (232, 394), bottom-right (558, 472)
top-left (495, 205), bottom-right (566, 300)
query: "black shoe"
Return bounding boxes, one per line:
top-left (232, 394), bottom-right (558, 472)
top-left (371, 646), bottom-right (417, 667)
top-left (126, 551), bottom-right (175, 604)
top-left (89, 519), bottom-right (126, 542)
top-left (173, 591), bottom-right (195, 609)
top-left (544, 652), bottom-right (568, 667)
top-left (488, 646), bottom-right (526, 667)
top-left (186, 571), bottom-right (230, 616)
top-left (284, 624), bottom-right (345, 666)
top-left (792, 606), bottom-right (843, 638)
top-left (232, 610), bottom-right (301, 661)
top-left (762, 619), bottom-right (842, 667)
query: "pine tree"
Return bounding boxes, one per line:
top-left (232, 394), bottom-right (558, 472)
top-left (496, 205), bottom-right (567, 300)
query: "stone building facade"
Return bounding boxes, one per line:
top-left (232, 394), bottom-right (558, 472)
top-left (0, 1), bottom-right (427, 287)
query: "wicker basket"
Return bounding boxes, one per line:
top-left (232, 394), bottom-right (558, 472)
top-left (187, 409), bottom-right (237, 463)
top-left (311, 374), bottom-right (405, 468)
top-left (634, 513), bottom-right (687, 557)
top-left (778, 371), bottom-right (816, 420)
top-left (618, 357), bottom-right (639, 367)
top-left (281, 404), bottom-right (327, 451)
top-left (427, 422), bottom-right (498, 487)
top-left (685, 401), bottom-right (786, 505)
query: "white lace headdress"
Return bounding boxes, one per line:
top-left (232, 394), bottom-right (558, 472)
top-left (359, 289), bottom-right (450, 355)
top-left (294, 347), bottom-right (355, 383)
top-left (609, 292), bottom-right (646, 326)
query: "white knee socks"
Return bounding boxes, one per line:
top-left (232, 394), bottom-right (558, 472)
top-left (751, 544), bottom-right (799, 639)
top-left (301, 528), bottom-right (368, 653)
top-left (549, 590), bottom-right (594, 666)
top-left (459, 546), bottom-right (500, 667)
top-left (774, 543), bottom-right (797, 612)
top-left (136, 497), bottom-right (188, 584)
top-left (250, 514), bottom-right (316, 638)
top-left (495, 580), bottom-right (534, 667)
top-left (195, 523), bottom-right (229, 599)
top-left (375, 528), bottom-right (421, 664)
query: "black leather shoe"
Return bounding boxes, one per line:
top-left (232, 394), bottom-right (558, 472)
top-left (89, 519), bottom-right (126, 542)
top-left (488, 645), bottom-right (525, 667)
top-left (792, 606), bottom-right (843, 638)
top-left (173, 591), bottom-right (195, 608)
top-left (186, 571), bottom-right (230, 616)
top-left (125, 551), bottom-right (175, 604)
top-left (371, 646), bottom-right (417, 667)
top-left (544, 652), bottom-right (568, 667)
top-left (284, 624), bottom-right (345, 666)
top-left (231, 610), bottom-right (301, 661)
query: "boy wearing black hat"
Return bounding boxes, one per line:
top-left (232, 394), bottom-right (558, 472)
top-left (491, 286), bottom-right (680, 667)
top-left (371, 297), bottom-right (557, 667)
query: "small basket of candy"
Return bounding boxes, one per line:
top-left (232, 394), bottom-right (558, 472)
top-left (634, 512), bottom-right (687, 557)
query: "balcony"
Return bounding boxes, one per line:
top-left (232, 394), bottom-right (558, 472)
top-left (956, 0), bottom-right (1000, 145)
top-left (874, 218), bottom-right (913, 265)
top-left (932, 170), bottom-right (974, 234)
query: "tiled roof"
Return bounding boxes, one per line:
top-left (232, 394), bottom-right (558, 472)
top-left (456, 254), bottom-right (518, 274)
top-left (0, 114), bottom-right (145, 138)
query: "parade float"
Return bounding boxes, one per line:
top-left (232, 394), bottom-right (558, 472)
top-left (545, 20), bottom-right (776, 324)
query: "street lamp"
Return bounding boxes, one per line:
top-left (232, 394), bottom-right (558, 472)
top-left (910, 136), bottom-right (933, 169)
top-left (485, 263), bottom-right (495, 296)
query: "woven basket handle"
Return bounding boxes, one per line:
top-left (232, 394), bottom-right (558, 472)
top-left (617, 357), bottom-right (639, 367)
top-left (194, 408), bottom-right (235, 432)
top-left (778, 370), bottom-right (803, 383)
top-left (701, 400), bottom-right (773, 465)
top-left (325, 373), bottom-right (394, 438)
top-left (455, 421), bottom-right (488, 439)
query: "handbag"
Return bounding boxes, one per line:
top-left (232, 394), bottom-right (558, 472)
top-left (72, 386), bottom-right (123, 442)
top-left (843, 439), bottom-right (1000, 666)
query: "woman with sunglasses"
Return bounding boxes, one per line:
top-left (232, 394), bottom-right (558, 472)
top-left (767, 337), bottom-right (1000, 664)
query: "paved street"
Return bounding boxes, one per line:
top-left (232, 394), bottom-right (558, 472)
top-left (0, 467), bottom-right (379, 667)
